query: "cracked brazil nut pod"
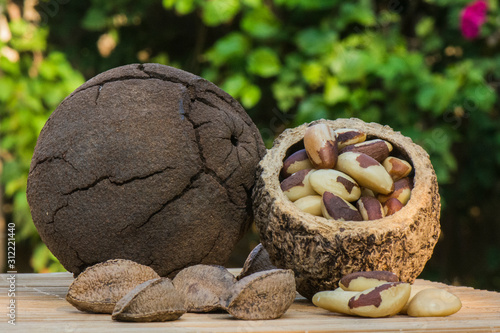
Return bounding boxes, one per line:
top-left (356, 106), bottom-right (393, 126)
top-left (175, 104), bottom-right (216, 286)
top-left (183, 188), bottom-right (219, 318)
top-left (27, 63), bottom-right (265, 277)
top-left (253, 118), bottom-right (440, 299)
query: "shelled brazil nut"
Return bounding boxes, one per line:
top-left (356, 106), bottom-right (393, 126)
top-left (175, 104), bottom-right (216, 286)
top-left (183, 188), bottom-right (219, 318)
top-left (280, 124), bottom-right (414, 221)
top-left (313, 270), bottom-right (461, 318)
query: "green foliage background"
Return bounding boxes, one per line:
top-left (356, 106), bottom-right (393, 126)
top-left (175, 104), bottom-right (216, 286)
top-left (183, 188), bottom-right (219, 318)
top-left (1, 0), bottom-right (499, 290)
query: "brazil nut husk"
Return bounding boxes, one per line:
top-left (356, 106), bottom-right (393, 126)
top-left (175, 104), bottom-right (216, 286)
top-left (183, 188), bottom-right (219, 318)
top-left (253, 118), bottom-right (441, 299)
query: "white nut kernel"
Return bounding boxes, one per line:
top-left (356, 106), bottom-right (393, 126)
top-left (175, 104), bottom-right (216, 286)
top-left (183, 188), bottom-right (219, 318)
top-left (293, 195), bottom-right (323, 216)
top-left (304, 124), bottom-right (338, 169)
top-left (336, 152), bottom-right (394, 195)
top-left (280, 169), bottom-right (317, 201)
top-left (340, 271), bottom-right (399, 292)
top-left (281, 149), bottom-right (314, 178)
top-left (312, 288), bottom-right (359, 315)
top-left (309, 169), bottom-right (361, 202)
top-left (361, 187), bottom-right (376, 197)
top-left (348, 282), bottom-right (411, 318)
top-left (406, 288), bottom-right (462, 317)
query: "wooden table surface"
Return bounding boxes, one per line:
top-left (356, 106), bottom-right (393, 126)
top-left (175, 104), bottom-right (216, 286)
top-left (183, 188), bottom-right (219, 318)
top-left (1, 269), bottom-right (500, 332)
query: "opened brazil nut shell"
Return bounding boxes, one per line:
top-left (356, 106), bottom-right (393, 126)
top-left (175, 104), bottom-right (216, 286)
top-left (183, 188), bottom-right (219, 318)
top-left (252, 118), bottom-right (441, 299)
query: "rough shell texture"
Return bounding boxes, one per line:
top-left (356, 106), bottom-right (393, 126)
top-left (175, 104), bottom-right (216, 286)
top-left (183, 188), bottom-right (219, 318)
top-left (253, 118), bottom-right (441, 299)
top-left (237, 243), bottom-right (277, 280)
top-left (66, 259), bottom-right (160, 313)
top-left (172, 264), bottom-right (236, 312)
top-left (226, 269), bottom-right (296, 320)
top-left (26, 63), bottom-right (265, 277)
top-left (112, 277), bottom-right (186, 322)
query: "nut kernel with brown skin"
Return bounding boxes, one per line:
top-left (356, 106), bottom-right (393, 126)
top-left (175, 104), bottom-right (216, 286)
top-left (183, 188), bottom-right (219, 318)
top-left (172, 264), bottom-right (236, 313)
top-left (280, 169), bottom-right (317, 201)
top-left (237, 243), bottom-right (277, 280)
top-left (309, 169), bottom-right (361, 202)
top-left (340, 139), bottom-right (393, 163)
top-left (226, 269), bottom-right (296, 320)
top-left (321, 191), bottom-right (363, 221)
top-left (112, 277), bottom-right (186, 322)
top-left (378, 178), bottom-right (412, 205)
top-left (66, 259), bottom-right (160, 314)
top-left (339, 271), bottom-right (399, 292)
top-left (407, 288), bottom-right (462, 317)
top-left (293, 195), bottom-right (323, 216)
top-left (356, 197), bottom-right (385, 221)
top-left (383, 198), bottom-right (404, 216)
top-left (383, 156), bottom-right (413, 181)
top-left (348, 282), bottom-right (411, 318)
top-left (335, 128), bottom-right (367, 149)
top-left (336, 152), bottom-right (394, 195)
top-left (312, 288), bottom-right (359, 315)
top-left (281, 149), bottom-right (314, 178)
top-left (304, 124), bottom-right (338, 169)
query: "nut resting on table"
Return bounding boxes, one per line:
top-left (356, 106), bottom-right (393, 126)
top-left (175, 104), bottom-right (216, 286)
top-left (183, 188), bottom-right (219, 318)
top-left (66, 259), bottom-right (296, 322)
top-left (281, 125), bottom-right (414, 221)
top-left (313, 270), bottom-right (462, 318)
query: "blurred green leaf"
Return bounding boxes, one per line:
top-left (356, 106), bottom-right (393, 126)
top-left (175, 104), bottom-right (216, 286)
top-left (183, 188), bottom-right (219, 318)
top-left (247, 47), bottom-right (281, 77)
top-left (241, 84), bottom-right (261, 108)
top-left (241, 6), bottom-right (280, 39)
top-left (324, 76), bottom-right (349, 105)
top-left (296, 28), bottom-right (337, 56)
top-left (201, 0), bottom-right (240, 26)
top-left (205, 32), bottom-right (250, 67)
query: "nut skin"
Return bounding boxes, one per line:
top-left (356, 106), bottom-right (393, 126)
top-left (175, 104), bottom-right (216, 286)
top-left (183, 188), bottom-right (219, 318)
top-left (383, 198), bottom-right (404, 216)
top-left (304, 124), bottom-right (339, 169)
top-left (383, 156), bottom-right (412, 181)
top-left (312, 288), bottom-right (359, 315)
top-left (335, 128), bottom-right (367, 149)
top-left (340, 139), bottom-right (393, 163)
top-left (356, 197), bottom-right (385, 221)
top-left (293, 195), bottom-right (323, 216)
top-left (378, 177), bottom-right (412, 205)
top-left (336, 152), bottom-right (394, 195)
top-left (281, 149), bottom-right (314, 178)
top-left (280, 169), bottom-right (317, 201)
top-left (406, 288), bottom-right (462, 317)
top-left (321, 191), bottom-right (362, 221)
top-left (309, 169), bottom-right (361, 202)
top-left (348, 282), bottom-right (411, 318)
top-left (339, 271), bottom-right (399, 291)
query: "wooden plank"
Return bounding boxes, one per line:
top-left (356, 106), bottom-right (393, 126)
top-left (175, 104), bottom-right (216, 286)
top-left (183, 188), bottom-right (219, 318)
top-left (1, 271), bottom-right (500, 332)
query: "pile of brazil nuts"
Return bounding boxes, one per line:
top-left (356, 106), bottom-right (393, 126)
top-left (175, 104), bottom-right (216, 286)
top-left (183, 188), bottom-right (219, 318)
top-left (280, 124), bottom-right (413, 221)
top-left (312, 271), bottom-right (462, 318)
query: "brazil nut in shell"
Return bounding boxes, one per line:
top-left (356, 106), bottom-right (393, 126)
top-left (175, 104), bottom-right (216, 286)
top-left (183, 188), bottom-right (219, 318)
top-left (26, 63), bottom-right (266, 277)
top-left (252, 118), bottom-right (441, 299)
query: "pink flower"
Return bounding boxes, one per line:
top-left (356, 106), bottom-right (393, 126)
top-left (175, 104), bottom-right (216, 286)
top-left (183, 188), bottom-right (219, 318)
top-left (460, 0), bottom-right (489, 40)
